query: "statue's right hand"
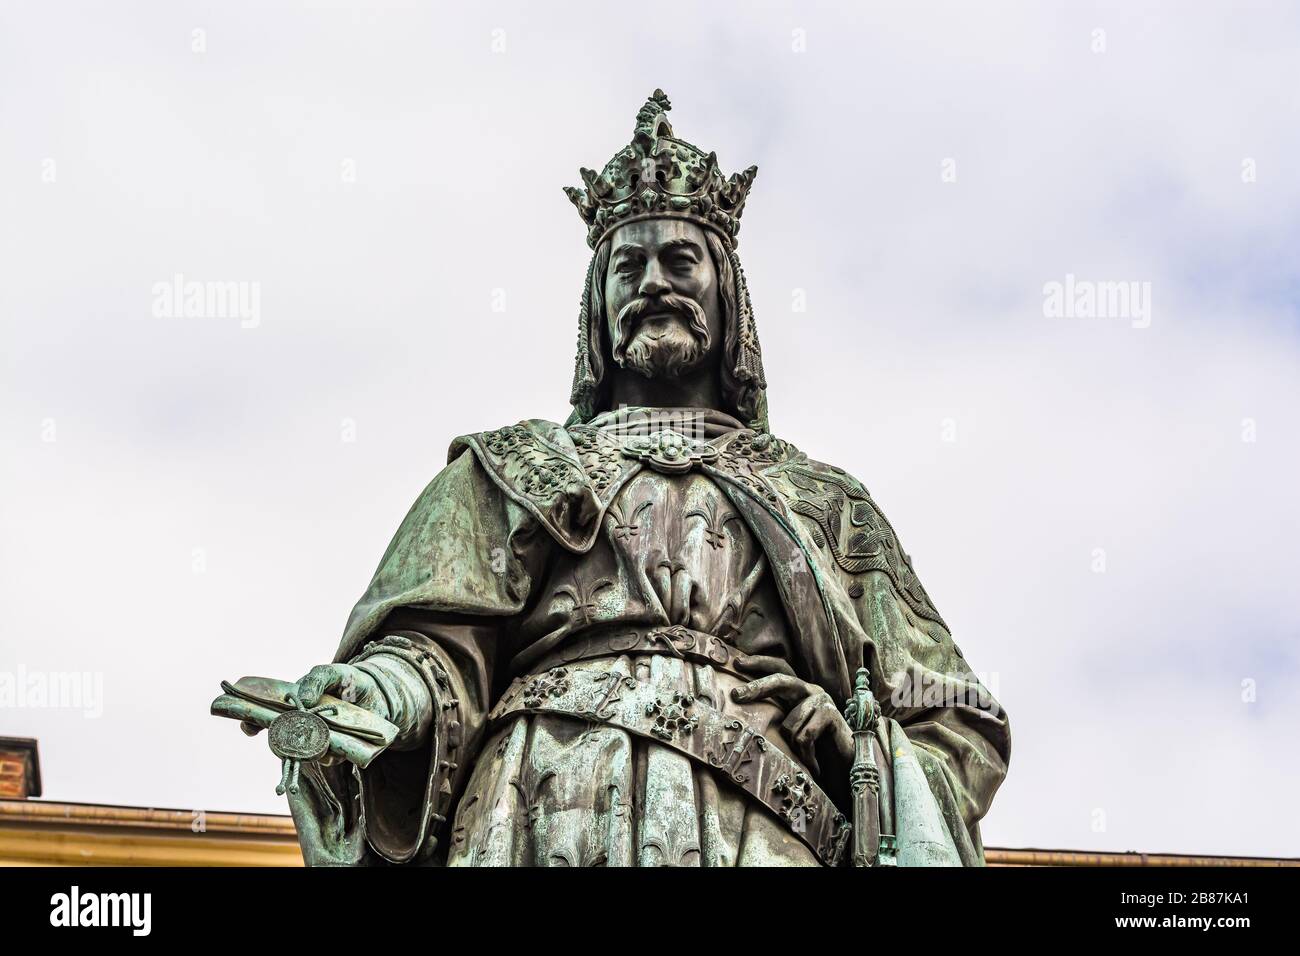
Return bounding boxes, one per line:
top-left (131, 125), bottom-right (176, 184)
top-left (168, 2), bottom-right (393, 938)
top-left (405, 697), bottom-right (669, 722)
top-left (292, 663), bottom-right (390, 721)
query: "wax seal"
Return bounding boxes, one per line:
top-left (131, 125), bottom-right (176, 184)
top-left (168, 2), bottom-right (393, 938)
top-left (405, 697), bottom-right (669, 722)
top-left (268, 709), bottom-right (331, 762)
top-left (268, 706), bottom-right (333, 795)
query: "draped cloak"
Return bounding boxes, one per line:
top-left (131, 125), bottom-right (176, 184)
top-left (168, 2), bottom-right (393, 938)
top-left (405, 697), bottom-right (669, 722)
top-left (284, 412), bottom-right (1010, 867)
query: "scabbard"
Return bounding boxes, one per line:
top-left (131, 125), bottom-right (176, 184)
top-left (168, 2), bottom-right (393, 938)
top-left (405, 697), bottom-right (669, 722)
top-left (850, 730), bottom-right (881, 867)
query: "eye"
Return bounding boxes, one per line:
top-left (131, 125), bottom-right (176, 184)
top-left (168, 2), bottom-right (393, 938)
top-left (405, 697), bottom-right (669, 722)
top-left (614, 259), bottom-right (641, 276)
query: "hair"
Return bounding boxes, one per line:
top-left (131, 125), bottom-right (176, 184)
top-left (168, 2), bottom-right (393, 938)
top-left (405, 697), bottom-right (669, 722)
top-left (567, 226), bottom-right (768, 429)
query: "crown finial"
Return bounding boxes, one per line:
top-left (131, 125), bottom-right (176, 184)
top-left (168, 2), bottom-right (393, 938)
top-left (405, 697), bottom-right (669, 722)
top-left (634, 89), bottom-right (672, 134)
top-left (564, 90), bottom-right (756, 249)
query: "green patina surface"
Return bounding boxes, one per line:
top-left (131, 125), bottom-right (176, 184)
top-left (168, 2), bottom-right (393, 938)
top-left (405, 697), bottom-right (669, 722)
top-left (216, 91), bottom-right (1010, 868)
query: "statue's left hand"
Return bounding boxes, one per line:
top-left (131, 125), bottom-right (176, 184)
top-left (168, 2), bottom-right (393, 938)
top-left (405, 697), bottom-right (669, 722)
top-left (731, 672), bottom-right (854, 773)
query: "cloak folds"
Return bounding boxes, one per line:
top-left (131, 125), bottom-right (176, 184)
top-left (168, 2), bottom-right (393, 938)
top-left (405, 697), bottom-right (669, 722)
top-left (288, 419), bottom-right (1010, 866)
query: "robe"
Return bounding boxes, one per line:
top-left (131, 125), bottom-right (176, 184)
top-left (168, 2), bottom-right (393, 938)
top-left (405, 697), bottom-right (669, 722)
top-left (284, 408), bottom-right (1010, 867)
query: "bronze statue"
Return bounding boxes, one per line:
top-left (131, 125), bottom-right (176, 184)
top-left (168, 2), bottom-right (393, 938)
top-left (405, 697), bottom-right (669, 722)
top-left (215, 90), bottom-right (1010, 866)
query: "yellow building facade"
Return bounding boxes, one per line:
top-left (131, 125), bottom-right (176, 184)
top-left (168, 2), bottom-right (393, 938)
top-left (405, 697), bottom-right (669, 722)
top-left (2, 799), bottom-right (1295, 867)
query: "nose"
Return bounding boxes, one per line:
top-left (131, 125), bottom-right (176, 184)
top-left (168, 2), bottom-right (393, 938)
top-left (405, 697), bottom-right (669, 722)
top-left (638, 259), bottom-right (670, 298)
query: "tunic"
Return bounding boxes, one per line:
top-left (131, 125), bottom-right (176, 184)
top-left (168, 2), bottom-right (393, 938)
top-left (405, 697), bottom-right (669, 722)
top-left (284, 407), bottom-right (1009, 868)
top-left (447, 464), bottom-right (822, 866)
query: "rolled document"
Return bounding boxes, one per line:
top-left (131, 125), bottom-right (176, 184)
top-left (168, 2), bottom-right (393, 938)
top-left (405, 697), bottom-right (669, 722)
top-left (211, 675), bottom-right (398, 769)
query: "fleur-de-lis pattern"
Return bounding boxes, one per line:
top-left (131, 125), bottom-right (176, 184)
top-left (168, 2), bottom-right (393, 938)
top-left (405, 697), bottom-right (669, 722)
top-left (606, 499), bottom-right (653, 541)
top-left (687, 494), bottom-right (740, 550)
top-left (449, 657), bottom-right (830, 869)
top-left (434, 417), bottom-right (984, 868)
top-left (553, 573), bottom-right (615, 628)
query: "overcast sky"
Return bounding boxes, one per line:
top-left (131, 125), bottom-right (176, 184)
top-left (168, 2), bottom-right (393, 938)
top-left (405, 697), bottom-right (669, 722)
top-left (2, 0), bottom-right (1298, 858)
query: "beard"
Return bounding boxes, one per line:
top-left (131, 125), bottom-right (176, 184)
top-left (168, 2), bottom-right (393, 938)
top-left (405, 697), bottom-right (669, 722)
top-left (611, 292), bottom-right (712, 379)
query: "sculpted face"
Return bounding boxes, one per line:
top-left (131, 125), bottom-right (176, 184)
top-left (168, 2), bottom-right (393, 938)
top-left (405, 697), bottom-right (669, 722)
top-left (603, 218), bottom-right (723, 381)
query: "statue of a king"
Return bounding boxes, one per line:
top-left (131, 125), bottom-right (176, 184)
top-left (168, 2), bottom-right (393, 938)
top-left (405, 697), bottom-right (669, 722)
top-left (249, 90), bottom-right (1009, 867)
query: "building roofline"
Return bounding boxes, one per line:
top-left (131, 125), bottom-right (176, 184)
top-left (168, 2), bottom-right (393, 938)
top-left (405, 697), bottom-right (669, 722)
top-left (3, 799), bottom-right (1297, 866)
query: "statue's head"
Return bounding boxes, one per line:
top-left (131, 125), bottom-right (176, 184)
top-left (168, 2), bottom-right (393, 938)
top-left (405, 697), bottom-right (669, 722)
top-left (565, 91), bottom-right (769, 430)
top-left (602, 217), bottom-right (723, 383)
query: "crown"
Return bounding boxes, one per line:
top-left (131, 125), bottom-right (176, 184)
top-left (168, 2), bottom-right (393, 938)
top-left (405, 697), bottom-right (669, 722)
top-left (565, 90), bottom-right (758, 250)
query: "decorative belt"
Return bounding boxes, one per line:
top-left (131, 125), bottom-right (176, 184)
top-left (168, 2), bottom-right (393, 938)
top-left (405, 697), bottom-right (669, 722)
top-left (489, 662), bottom-right (851, 867)
top-left (523, 624), bottom-right (755, 681)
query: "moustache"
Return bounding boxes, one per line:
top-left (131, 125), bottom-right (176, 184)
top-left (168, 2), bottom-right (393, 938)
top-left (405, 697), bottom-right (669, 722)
top-left (612, 293), bottom-right (711, 362)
